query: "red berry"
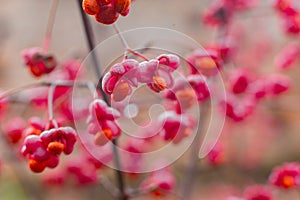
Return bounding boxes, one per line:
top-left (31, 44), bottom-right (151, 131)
top-left (275, 44), bottom-right (299, 70)
top-left (29, 159), bottom-right (46, 173)
top-left (248, 79), bottom-right (267, 100)
top-left (99, 0), bottom-right (112, 5)
top-left (283, 14), bottom-right (300, 35)
top-left (229, 69), bottom-right (250, 94)
top-left (274, 0), bottom-right (298, 16)
top-left (4, 118), bottom-right (26, 144)
top-left (94, 5), bottom-right (119, 25)
top-left (82, 0), bottom-right (100, 15)
top-left (266, 74), bottom-right (290, 95)
top-left (187, 74), bottom-right (210, 101)
top-left (269, 162), bottom-right (300, 189)
top-left (47, 141), bottom-right (65, 155)
top-left (113, 0), bottom-right (131, 15)
top-left (22, 47), bottom-right (57, 77)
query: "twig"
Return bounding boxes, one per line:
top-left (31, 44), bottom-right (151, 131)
top-left (113, 23), bottom-right (149, 61)
top-left (0, 81), bottom-right (92, 100)
top-left (99, 174), bottom-right (121, 198)
top-left (113, 24), bottom-right (130, 53)
top-left (77, 1), bottom-right (128, 199)
top-left (126, 48), bottom-right (149, 61)
top-left (181, 101), bottom-right (210, 200)
top-left (112, 139), bottom-right (128, 200)
top-left (47, 84), bottom-right (59, 128)
top-left (43, 0), bottom-right (60, 51)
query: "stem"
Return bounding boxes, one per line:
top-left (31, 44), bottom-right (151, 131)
top-left (0, 81), bottom-right (91, 100)
top-left (47, 84), bottom-right (58, 128)
top-left (77, 1), bottom-right (127, 199)
top-left (43, 0), bottom-right (60, 51)
top-left (112, 23), bottom-right (149, 61)
top-left (127, 48), bottom-right (149, 61)
top-left (99, 174), bottom-right (121, 198)
top-left (181, 101), bottom-right (210, 200)
top-left (113, 24), bottom-right (130, 53)
top-left (87, 81), bottom-right (98, 99)
top-left (112, 139), bottom-right (128, 200)
top-left (77, 0), bottom-right (109, 103)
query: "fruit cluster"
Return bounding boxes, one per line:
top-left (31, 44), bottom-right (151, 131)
top-left (22, 47), bottom-right (57, 77)
top-left (21, 126), bottom-right (77, 173)
top-left (102, 54), bottom-right (180, 102)
top-left (87, 99), bottom-right (121, 146)
top-left (82, 0), bottom-right (131, 24)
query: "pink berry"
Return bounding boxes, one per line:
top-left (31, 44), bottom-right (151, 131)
top-left (243, 185), bottom-right (273, 200)
top-left (187, 74), bottom-right (210, 101)
top-left (275, 44), bottom-right (299, 70)
top-left (229, 69), bottom-right (250, 94)
top-left (140, 168), bottom-right (176, 197)
top-left (269, 162), bottom-right (300, 189)
top-left (266, 74), bottom-right (290, 95)
top-left (40, 127), bottom-right (77, 155)
top-left (21, 47), bottom-right (57, 77)
top-left (4, 118), bottom-right (26, 144)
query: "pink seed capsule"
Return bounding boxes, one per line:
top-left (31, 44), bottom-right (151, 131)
top-left (266, 74), bottom-right (290, 95)
top-left (229, 69), bottom-right (250, 94)
top-left (275, 44), bottom-right (299, 70)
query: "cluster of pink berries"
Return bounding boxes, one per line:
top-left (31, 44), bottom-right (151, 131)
top-left (87, 99), bottom-right (121, 146)
top-left (4, 116), bottom-right (77, 173)
top-left (82, 0), bottom-right (131, 24)
top-left (21, 125), bottom-right (77, 173)
top-left (223, 71), bottom-right (290, 121)
top-left (164, 74), bottom-right (210, 113)
top-left (102, 54), bottom-right (180, 101)
top-left (0, 0), bottom-right (298, 199)
top-left (157, 111), bottom-right (195, 144)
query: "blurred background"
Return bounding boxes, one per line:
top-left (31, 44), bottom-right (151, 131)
top-left (1, 0), bottom-right (300, 199)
